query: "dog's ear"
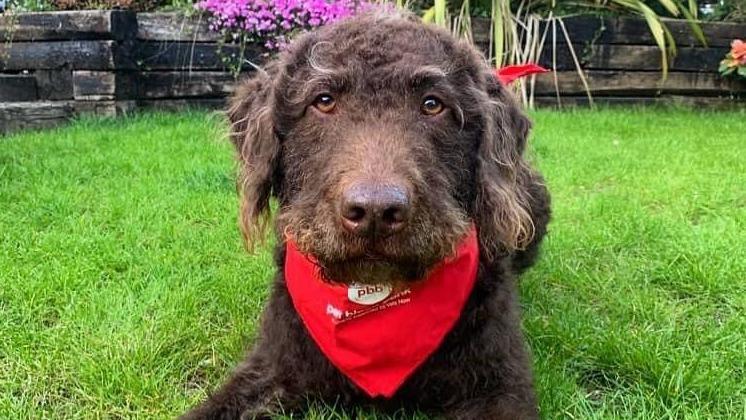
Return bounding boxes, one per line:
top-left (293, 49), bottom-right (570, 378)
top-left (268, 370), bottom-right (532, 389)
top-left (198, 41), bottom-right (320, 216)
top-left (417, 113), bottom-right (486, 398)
top-left (474, 72), bottom-right (535, 261)
top-left (228, 69), bottom-right (279, 250)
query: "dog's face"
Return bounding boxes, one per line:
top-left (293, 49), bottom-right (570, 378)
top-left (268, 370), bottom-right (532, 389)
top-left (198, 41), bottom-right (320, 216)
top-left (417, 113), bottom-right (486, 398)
top-left (230, 12), bottom-right (535, 285)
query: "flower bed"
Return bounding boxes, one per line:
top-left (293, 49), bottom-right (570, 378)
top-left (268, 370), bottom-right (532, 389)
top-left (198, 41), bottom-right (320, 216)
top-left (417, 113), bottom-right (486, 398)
top-left (1, 10), bottom-right (745, 134)
top-left (196, 0), bottom-right (363, 50)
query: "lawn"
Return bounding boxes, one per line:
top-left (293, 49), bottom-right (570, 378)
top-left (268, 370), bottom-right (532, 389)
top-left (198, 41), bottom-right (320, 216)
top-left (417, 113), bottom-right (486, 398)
top-left (1, 107), bottom-right (744, 419)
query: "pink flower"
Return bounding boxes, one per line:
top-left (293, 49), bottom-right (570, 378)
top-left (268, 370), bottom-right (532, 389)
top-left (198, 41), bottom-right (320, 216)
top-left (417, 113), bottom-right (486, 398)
top-left (197, 0), bottom-right (367, 51)
top-left (731, 39), bottom-right (746, 65)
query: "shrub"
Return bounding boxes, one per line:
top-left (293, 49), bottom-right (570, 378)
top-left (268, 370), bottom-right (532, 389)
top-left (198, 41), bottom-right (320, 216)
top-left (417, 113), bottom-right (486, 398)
top-left (3, 0), bottom-right (52, 11)
top-left (50, 0), bottom-right (165, 11)
top-left (703, 0), bottom-right (746, 22)
top-left (196, 0), bottom-right (366, 51)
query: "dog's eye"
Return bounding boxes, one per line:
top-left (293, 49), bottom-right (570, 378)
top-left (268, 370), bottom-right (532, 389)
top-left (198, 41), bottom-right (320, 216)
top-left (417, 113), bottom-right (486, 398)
top-left (313, 94), bottom-right (336, 113)
top-left (421, 96), bottom-right (444, 116)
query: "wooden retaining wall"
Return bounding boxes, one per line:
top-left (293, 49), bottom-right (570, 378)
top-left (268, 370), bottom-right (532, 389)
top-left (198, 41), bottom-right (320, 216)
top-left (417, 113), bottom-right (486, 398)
top-left (0, 11), bottom-right (258, 134)
top-left (527, 16), bottom-right (746, 107)
top-left (1, 11), bottom-right (744, 134)
top-left (1, 11), bottom-right (133, 132)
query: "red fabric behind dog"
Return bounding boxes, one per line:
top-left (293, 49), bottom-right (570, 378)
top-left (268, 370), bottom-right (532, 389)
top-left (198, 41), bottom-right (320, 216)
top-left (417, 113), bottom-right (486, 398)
top-left (285, 227), bottom-right (479, 398)
top-left (495, 64), bottom-right (549, 85)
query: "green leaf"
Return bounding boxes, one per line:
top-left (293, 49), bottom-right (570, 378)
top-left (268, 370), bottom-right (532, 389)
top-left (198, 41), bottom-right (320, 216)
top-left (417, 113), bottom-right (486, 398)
top-left (422, 6), bottom-right (435, 23)
top-left (678, 5), bottom-right (707, 47)
top-left (492, 0), bottom-right (505, 67)
top-left (721, 67), bottom-right (735, 76)
top-left (434, 0), bottom-right (447, 27)
top-left (738, 66), bottom-right (746, 78)
top-left (663, 23), bottom-right (677, 58)
top-left (655, 0), bottom-right (680, 16)
top-left (637, 1), bottom-right (669, 79)
top-left (688, 0), bottom-right (698, 18)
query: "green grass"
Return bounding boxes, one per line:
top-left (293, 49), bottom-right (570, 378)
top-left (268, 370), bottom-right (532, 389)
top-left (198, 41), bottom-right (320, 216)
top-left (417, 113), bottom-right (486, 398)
top-left (1, 108), bottom-right (744, 419)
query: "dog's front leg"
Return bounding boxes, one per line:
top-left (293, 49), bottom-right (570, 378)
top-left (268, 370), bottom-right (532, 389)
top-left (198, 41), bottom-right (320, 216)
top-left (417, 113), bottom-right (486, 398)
top-left (181, 352), bottom-right (294, 420)
top-left (444, 393), bottom-right (539, 420)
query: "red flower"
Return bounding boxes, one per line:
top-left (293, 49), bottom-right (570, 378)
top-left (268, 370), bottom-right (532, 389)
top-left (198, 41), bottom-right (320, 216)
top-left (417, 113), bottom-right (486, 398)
top-left (731, 39), bottom-right (746, 65)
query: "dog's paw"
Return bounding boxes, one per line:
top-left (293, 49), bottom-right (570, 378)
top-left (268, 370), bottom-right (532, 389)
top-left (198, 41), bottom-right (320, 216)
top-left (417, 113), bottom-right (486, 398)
top-left (239, 410), bottom-right (274, 420)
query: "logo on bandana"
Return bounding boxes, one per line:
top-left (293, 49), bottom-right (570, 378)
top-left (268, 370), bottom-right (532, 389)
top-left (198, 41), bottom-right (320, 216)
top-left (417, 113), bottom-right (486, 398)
top-left (332, 287), bottom-right (412, 323)
top-left (347, 284), bottom-right (392, 305)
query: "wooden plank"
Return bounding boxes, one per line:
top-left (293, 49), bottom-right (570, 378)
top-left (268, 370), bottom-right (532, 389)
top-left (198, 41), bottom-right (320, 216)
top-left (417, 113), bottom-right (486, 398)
top-left (137, 13), bottom-right (220, 42)
top-left (549, 17), bottom-right (739, 48)
top-left (0, 40), bottom-right (134, 71)
top-left (73, 71), bottom-right (116, 100)
top-left (0, 74), bottom-right (37, 101)
top-left (138, 71), bottom-right (237, 99)
top-left (138, 98), bottom-right (226, 111)
top-left (74, 100), bottom-right (136, 117)
top-left (618, 18), bottom-right (742, 48)
top-left (540, 44), bottom-right (729, 72)
top-left (534, 95), bottom-right (744, 109)
top-left (73, 70), bottom-right (135, 100)
top-left (135, 41), bottom-right (262, 71)
top-left (471, 18), bottom-right (490, 45)
top-left (0, 10), bottom-right (136, 41)
top-left (533, 71), bottom-right (746, 96)
top-left (471, 16), bottom-right (745, 48)
top-left (35, 69), bottom-right (74, 100)
top-left (0, 101), bottom-right (74, 135)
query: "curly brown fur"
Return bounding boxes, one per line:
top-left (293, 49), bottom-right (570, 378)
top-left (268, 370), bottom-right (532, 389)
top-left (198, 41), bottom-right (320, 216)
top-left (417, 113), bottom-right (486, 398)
top-left (183, 9), bottom-right (551, 420)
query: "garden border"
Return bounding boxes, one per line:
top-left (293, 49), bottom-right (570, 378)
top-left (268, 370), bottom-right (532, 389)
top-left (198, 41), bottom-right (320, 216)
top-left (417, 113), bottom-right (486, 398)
top-left (1, 11), bottom-right (744, 134)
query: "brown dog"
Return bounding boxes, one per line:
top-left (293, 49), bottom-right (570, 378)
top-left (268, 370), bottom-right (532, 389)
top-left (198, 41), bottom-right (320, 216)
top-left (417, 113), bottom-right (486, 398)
top-left (184, 10), bottom-right (550, 420)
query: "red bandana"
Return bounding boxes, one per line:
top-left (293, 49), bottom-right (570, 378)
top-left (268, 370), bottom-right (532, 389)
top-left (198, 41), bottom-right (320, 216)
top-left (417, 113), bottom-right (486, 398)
top-left (284, 227), bottom-right (479, 398)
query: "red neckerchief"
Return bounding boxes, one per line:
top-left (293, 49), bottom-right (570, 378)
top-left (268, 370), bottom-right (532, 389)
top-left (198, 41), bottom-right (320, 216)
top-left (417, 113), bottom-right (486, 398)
top-left (495, 64), bottom-right (549, 85)
top-left (284, 226), bottom-right (479, 398)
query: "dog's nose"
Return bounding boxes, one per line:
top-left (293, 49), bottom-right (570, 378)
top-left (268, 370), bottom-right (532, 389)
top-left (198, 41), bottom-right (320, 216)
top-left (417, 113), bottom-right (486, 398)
top-left (340, 183), bottom-right (410, 237)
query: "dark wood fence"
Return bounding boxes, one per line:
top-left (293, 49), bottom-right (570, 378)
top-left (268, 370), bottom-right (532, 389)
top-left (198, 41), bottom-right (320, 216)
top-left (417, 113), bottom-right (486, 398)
top-left (0, 11), bottom-right (258, 133)
top-left (528, 16), bottom-right (746, 107)
top-left (1, 11), bottom-right (744, 134)
top-left (1, 11), bottom-right (134, 133)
